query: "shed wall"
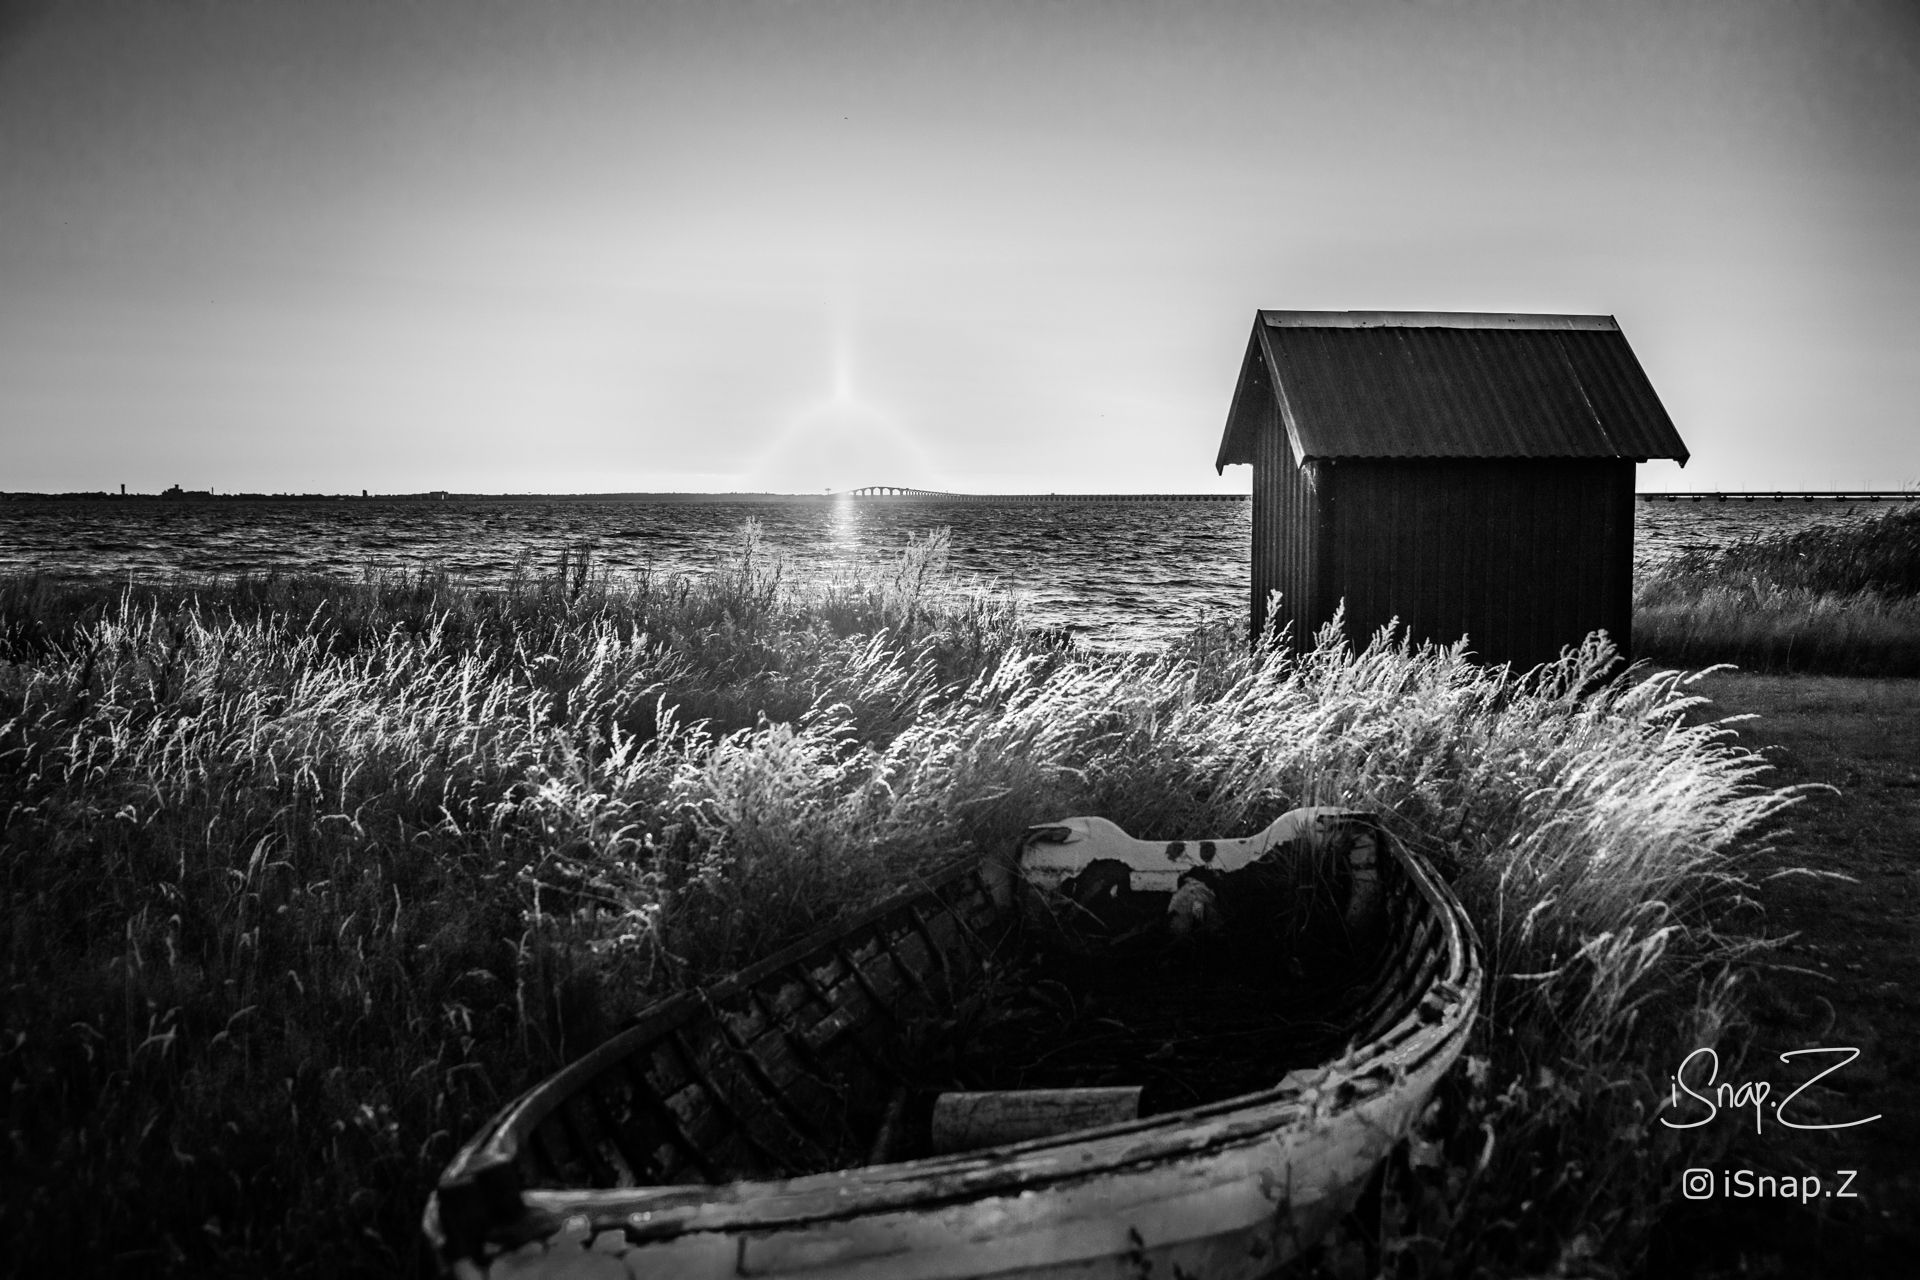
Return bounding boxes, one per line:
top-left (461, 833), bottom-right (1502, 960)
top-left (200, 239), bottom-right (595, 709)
top-left (1318, 459), bottom-right (1635, 670)
top-left (1250, 392), bottom-right (1328, 646)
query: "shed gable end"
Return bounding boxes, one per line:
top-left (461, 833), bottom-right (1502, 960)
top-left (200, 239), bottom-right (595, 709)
top-left (1216, 311), bottom-right (1688, 468)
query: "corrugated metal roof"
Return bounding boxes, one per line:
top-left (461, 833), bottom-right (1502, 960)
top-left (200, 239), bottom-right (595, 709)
top-left (1216, 311), bottom-right (1688, 470)
top-left (1260, 311), bottom-right (1620, 331)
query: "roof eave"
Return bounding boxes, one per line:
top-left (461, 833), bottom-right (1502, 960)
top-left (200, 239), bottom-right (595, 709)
top-left (1301, 451), bottom-right (1686, 463)
top-left (1214, 325), bottom-right (1269, 472)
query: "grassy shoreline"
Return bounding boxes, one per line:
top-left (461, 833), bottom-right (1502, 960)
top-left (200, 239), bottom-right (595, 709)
top-left (2, 532), bottom-right (1794, 1277)
top-left (1635, 502), bottom-right (1920, 675)
top-left (1649, 673), bottom-right (1920, 1277)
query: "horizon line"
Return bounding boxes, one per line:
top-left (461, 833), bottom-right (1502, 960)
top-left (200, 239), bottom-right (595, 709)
top-left (5, 488), bottom-right (1916, 501)
top-left (2, 488), bottom-right (1256, 500)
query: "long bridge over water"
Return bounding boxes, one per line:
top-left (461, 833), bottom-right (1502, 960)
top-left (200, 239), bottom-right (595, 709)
top-left (839, 487), bottom-right (1915, 505)
top-left (1639, 491), bottom-right (1917, 503)
top-left (838, 487), bottom-right (1244, 503)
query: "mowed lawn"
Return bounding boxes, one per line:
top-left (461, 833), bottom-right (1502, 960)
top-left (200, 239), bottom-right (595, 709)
top-left (1651, 673), bottom-right (1920, 1279)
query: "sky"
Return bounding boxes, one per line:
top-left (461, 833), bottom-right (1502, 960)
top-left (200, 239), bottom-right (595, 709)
top-left (1, 0), bottom-right (1915, 496)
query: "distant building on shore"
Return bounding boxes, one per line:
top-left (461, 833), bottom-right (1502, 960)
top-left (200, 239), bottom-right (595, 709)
top-left (1216, 310), bottom-right (1689, 670)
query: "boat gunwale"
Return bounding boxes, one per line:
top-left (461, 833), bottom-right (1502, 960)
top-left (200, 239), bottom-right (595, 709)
top-left (508, 1004), bottom-right (1473, 1234)
top-left (428, 819), bottom-right (1482, 1256)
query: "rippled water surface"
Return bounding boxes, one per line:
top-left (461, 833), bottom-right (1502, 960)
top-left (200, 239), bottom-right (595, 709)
top-left (2, 495), bottom-right (1908, 649)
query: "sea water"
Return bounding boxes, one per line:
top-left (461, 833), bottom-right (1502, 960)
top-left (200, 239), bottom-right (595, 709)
top-left (1, 495), bottom-right (1906, 650)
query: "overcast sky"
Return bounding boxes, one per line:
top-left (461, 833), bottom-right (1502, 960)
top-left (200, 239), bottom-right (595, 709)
top-left (2, 0), bottom-right (1915, 495)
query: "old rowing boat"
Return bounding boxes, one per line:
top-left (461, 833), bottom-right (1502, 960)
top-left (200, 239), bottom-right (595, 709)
top-left (425, 807), bottom-right (1482, 1279)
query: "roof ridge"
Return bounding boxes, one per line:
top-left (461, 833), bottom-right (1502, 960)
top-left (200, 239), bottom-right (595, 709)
top-left (1261, 311), bottom-right (1618, 331)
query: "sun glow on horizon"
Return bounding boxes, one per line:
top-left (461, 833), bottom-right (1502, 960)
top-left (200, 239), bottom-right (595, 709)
top-left (748, 314), bottom-right (941, 494)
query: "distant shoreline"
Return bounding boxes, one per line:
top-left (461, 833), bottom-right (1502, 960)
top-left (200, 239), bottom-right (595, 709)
top-left (0, 490), bottom-right (1253, 504)
top-left (1639, 491), bottom-right (1916, 503)
top-left (6, 490), bottom-right (1914, 505)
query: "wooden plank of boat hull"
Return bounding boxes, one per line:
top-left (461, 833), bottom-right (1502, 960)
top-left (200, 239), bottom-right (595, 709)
top-left (929, 1088), bottom-right (1144, 1155)
top-left (717, 901), bottom-right (999, 1165)
top-left (432, 834), bottom-right (1483, 1275)
top-left (499, 1058), bottom-right (1457, 1279)
top-left (460, 983), bottom-right (1480, 1274)
top-left (801, 952), bottom-right (902, 1058)
top-left (736, 879), bottom-right (992, 1058)
top-left (1353, 949), bottom-right (1464, 1055)
top-left (866, 914), bottom-right (945, 1014)
top-left (955, 883), bottom-right (1010, 941)
top-left (903, 904), bottom-right (960, 1001)
top-left (618, 1056), bottom-right (721, 1185)
top-left (1349, 916), bottom-right (1446, 1035)
top-left (651, 1068), bottom-right (760, 1183)
top-left (714, 1002), bottom-right (859, 1161)
top-left (666, 1024), bottom-right (824, 1177)
top-left (738, 968), bottom-right (861, 1074)
top-left (1318, 937), bottom-right (1419, 1045)
top-left (691, 990), bottom-right (857, 1161)
top-left (948, 879), bottom-right (1006, 938)
top-left (430, 863), bottom-right (1016, 1248)
top-left (590, 1035), bottom-right (757, 1186)
top-left (448, 864), bottom-right (999, 1148)
top-left (725, 1132), bottom-right (1372, 1280)
top-left (656, 967), bottom-right (879, 1105)
top-left (522, 1091), bottom-right (627, 1189)
top-left (781, 955), bottom-right (900, 1094)
top-left (575, 1068), bottom-right (666, 1185)
top-left (623, 933), bottom-right (944, 1184)
top-left (739, 984), bottom-right (865, 1151)
top-left (508, 1024), bottom-right (1455, 1234)
top-left (683, 941), bottom-right (899, 1112)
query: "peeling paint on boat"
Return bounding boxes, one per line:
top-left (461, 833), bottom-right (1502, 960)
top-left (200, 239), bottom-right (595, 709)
top-left (425, 809), bottom-right (1482, 1279)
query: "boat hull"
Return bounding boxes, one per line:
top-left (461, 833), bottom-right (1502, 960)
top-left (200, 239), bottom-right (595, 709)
top-left (461, 1043), bottom-right (1462, 1279)
top-left (427, 811), bottom-right (1482, 1279)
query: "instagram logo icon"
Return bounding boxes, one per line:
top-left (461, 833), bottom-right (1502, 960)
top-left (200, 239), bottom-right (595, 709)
top-left (1681, 1169), bottom-right (1715, 1200)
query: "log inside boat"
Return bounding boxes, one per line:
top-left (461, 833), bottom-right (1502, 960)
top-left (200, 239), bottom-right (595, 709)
top-left (425, 808), bottom-right (1482, 1279)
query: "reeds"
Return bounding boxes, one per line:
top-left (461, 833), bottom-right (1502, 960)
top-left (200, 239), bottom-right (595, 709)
top-left (0, 533), bottom-right (1795, 1277)
top-left (1636, 503), bottom-right (1920, 674)
top-left (1672, 501), bottom-right (1920, 597)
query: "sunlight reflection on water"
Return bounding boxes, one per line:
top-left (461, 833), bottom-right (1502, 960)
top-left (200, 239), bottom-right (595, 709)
top-left (1, 497), bottom-right (1906, 650)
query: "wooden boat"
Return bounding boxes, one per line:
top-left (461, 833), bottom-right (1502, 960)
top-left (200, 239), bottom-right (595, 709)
top-left (425, 807), bottom-right (1482, 1279)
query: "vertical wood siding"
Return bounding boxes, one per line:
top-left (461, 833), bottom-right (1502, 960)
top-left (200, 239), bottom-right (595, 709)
top-left (1294, 460), bottom-right (1635, 670)
top-left (1251, 406), bottom-right (1322, 649)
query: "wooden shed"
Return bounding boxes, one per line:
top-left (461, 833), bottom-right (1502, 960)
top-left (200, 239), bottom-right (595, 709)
top-left (1215, 311), bottom-right (1689, 670)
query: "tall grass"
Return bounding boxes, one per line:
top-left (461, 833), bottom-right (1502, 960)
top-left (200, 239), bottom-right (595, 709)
top-left (1, 532), bottom-right (1794, 1277)
top-left (1669, 501), bottom-right (1920, 597)
top-left (1636, 502), bottom-right (1920, 674)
